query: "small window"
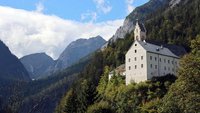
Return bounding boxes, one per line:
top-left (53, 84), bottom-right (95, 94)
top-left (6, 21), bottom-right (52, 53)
top-left (135, 65), bottom-right (137, 69)
top-left (135, 44), bottom-right (137, 46)
top-left (136, 36), bottom-right (139, 40)
top-left (150, 64), bottom-right (153, 68)
top-left (150, 56), bottom-right (152, 60)
top-left (135, 50), bottom-right (137, 53)
top-left (128, 58), bottom-right (131, 62)
top-left (141, 56), bottom-right (143, 60)
top-left (155, 65), bottom-right (157, 69)
top-left (155, 57), bottom-right (157, 61)
top-left (168, 60), bottom-right (170, 64)
top-left (141, 64), bottom-right (143, 68)
top-left (129, 66), bottom-right (131, 70)
top-left (134, 57), bottom-right (137, 61)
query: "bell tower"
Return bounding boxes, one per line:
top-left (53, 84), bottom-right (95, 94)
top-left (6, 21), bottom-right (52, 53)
top-left (134, 20), bottom-right (147, 41)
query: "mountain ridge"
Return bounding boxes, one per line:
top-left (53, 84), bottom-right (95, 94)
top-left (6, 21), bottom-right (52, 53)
top-left (53, 35), bottom-right (106, 71)
top-left (0, 40), bottom-right (30, 81)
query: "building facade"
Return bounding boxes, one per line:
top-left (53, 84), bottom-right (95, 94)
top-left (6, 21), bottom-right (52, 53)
top-left (125, 20), bottom-right (180, 85)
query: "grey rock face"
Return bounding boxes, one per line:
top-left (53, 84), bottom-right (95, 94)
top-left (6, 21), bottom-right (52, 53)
top-left (169, 0), bottom-right (182, 7)
top-left (110, 0), bottom-right (170, 42)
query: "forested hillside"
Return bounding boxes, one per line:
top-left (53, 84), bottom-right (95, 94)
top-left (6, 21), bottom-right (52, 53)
top-left (0, 54), bottom-right (91, 113)
top-left (1, 0), bottom-right (200, 112)
top-left (145, 0), bottom-right (200, 51)
top-left (55, 0), bottom-right (200, 112)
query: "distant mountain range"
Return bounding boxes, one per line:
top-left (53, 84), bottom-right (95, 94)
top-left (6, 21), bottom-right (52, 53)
top-left (53, 35), bottom-right (106, 71)
top-left (20, 35), bottom-right (106, 79)
top-left (20, 53), bottom-right (54, 79)
top-left (0, 40), bottom-right (30, 81)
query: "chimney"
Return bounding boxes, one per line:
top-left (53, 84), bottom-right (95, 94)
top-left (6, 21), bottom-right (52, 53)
top-left (160, 45), bottom-right (163, 49)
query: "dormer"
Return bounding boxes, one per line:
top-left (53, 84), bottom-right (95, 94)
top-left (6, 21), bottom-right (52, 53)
top-left (134, 20), bottom-right (147, 41)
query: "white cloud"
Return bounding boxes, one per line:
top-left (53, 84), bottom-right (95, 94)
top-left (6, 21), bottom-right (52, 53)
top-left (126, 0), bottom-right (135, 14)
top-left (93, 0), bottom-right (112, 14)
top-left (35, 1), bottom-right (44, 13)
top-left (81, 11), bottom-right (97, 22)
top-left (0, 6), bottom-right (123, 59)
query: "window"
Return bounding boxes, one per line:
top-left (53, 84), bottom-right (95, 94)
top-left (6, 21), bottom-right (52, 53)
top-left (134, 57), bottom-right (137, 61)
top-left (128, 58), bottom-right (131, 62)
top-left (155, 65), bottom-right (157, 69)
top-left (135, 50), bottom-right (137, 53)
top-left (141, 64), bottom-right (143, 68)
top-left (129, 66), bottom-right (131, 70)
top-left (136, 36), bottom-right (139, 40)
top-left (168, 60), bottom-right (170, 64)
top-left (155, 57), bottom-right (157, 61)
top-left (150, 56), bottom-right (152, 60)
top-left (135, 65), bottom-right (137, 69)
top-left (150, 64), bottom-right (153, 68)
top-left (141, 56), bottom-right (143, 60)
top-left (135, 44), bottom-right (137, 46)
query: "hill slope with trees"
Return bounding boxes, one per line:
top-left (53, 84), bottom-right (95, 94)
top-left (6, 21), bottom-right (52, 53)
top-left (55, 0), bottom-right (200, 112)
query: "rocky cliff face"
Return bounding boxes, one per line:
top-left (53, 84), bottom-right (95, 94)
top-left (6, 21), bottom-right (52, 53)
top-left (110, 0), bottom-right (171, 41)
top-left (0, 40), bottom-right (30, 81)
top-left (20, 53), bottom-right (54, 79)
top-left (53, 36), bottom-right (106, 71)
top-left (169, 0), bottom-right (182, 7)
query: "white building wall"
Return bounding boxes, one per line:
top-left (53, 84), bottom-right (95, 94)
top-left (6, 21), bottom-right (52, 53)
top-left (147, 52), bottom-right (159, 79)
top-left (126, 41), bottom-right (147, 85)
top-left (147, 52), bottom-right (180, 80)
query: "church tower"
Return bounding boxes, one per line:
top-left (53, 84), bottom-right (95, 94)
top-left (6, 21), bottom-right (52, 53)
top-left (134, 20), bottom-right (147, 41)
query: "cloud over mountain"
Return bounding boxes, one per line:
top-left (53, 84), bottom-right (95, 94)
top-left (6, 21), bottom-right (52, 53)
top-left (0, 6), bottom-right (123, 59)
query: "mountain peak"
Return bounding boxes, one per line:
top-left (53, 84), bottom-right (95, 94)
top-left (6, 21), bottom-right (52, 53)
top-left (20, 52), bottom-right (54, 79)
top-left (54, 35), bottom-right (106, 70)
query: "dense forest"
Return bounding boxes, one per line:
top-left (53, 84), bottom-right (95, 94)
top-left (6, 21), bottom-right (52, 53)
top-left (55, 0), bottom-right (200, 112)
top-left (55, 30), bottom-right (200, 113)
top-left (1, 0), bottom-right (200, 112)
top-left (0, 55), bottom-right (91, 113)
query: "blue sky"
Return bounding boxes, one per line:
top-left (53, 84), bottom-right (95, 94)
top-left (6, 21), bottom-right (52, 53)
top-left (0, 0), bottom-right (149, 59)
top-left (0, 0), bottom-right (149, 22)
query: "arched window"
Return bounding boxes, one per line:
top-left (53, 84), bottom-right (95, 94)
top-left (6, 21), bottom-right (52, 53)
top-left (136, 36), bottom-right (139, 40)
